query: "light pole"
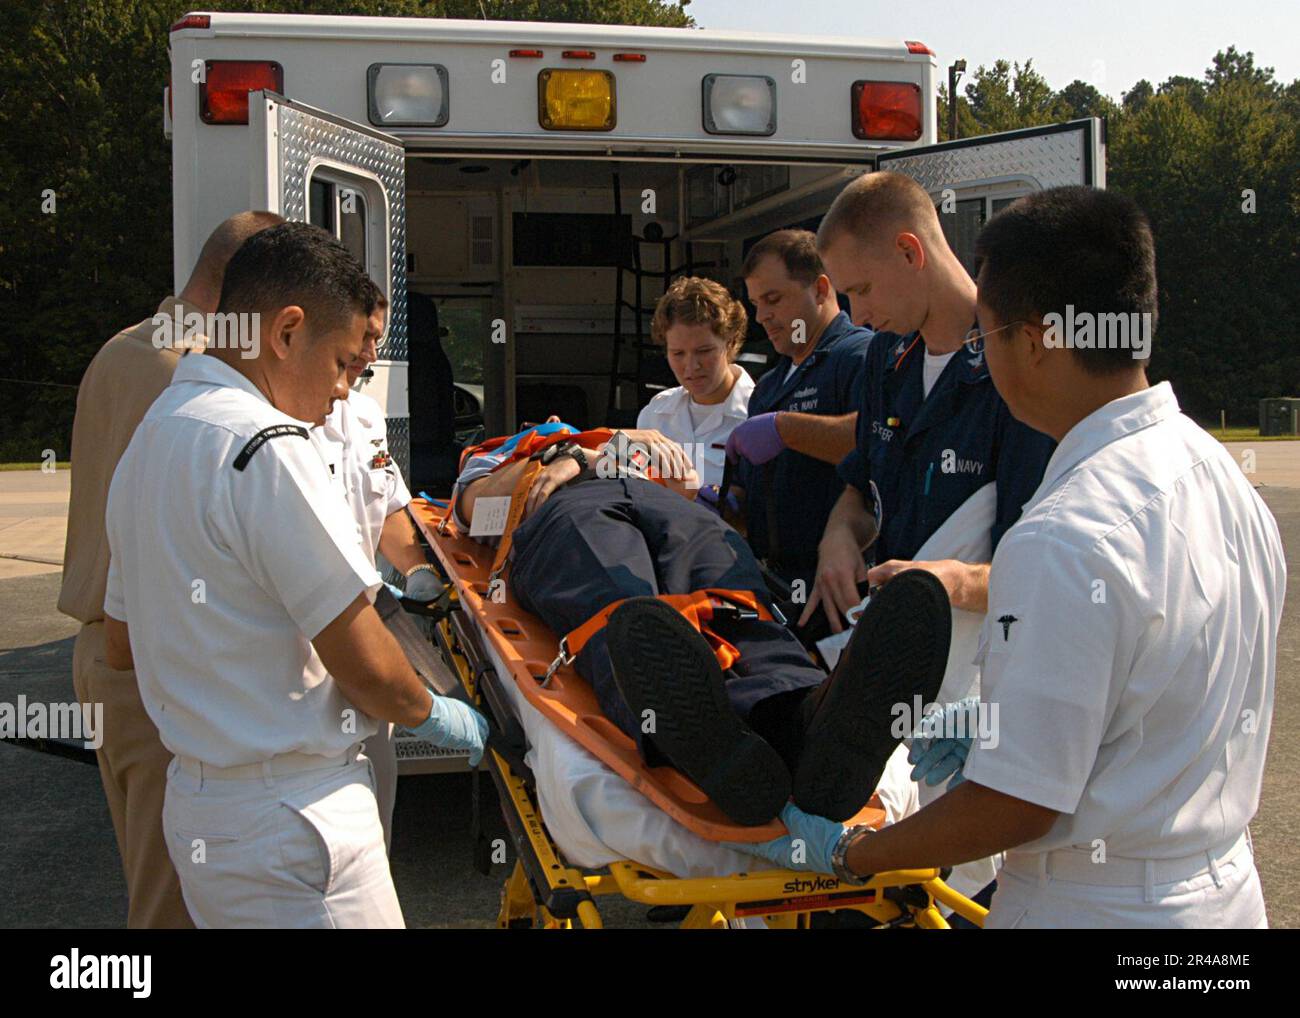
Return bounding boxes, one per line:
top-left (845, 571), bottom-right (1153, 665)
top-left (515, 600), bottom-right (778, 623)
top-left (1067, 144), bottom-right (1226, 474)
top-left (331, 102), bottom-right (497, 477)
top-left (948, 59), bottom-right (967, 139)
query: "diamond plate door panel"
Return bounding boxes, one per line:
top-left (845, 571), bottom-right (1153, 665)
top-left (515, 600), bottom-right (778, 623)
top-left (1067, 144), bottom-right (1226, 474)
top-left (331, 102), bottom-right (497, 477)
top-left (384, 416), bottom-right (410, 483)
top-left (273, 102), bottom-right (408, 363)
top-left (878, 121), bottom-right (1098, 195)
top-left (265, 95), bottom-right (412, 485)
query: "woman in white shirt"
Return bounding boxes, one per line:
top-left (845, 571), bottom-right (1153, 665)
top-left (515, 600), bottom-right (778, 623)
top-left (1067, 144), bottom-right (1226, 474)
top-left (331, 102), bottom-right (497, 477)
top-left (637, 276), bottom-right (755, 490)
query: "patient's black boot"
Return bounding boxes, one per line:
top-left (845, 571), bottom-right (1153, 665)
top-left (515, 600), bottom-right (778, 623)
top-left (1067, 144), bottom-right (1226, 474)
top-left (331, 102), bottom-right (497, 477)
top-left (606, 597), bottom-right (792, 827)
top-left (793, 569), bottom-right (951, 822)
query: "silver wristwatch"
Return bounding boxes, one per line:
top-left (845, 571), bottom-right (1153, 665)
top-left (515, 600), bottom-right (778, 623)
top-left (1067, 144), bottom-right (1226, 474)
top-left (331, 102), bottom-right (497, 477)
top-left (830, 824), bottom-right (873, 885)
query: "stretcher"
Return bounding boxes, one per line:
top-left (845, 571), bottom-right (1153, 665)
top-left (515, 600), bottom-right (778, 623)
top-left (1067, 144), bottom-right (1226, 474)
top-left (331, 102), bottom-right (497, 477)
top-left (410, 497), bottom-right (986, 928)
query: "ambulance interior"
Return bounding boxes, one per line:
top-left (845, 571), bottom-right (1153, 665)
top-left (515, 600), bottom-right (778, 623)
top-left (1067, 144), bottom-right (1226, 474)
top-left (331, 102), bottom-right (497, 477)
top-left (382, 154), bottom-right (872, 494)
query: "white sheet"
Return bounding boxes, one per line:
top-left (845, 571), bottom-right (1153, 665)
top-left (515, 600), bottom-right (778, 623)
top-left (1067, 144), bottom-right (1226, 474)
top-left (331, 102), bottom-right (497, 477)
top-left (894, 482), bottom-right (1000, 901)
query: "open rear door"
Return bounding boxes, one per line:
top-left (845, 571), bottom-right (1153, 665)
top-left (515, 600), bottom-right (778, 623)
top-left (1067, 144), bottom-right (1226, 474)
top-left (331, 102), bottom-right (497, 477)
top-left (249, 91), bottom-right (411, 480)
top-left (877, 118), bottom-right (1105, 275)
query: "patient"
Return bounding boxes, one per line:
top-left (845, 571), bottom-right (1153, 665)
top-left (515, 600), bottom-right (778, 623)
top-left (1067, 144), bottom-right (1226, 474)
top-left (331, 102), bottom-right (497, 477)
top-left (454, 422), bottom-right (949, 826)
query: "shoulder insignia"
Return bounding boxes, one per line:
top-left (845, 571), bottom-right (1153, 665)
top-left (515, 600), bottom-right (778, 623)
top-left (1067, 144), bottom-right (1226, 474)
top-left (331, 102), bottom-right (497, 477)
top-left (232, 424), bottom-right (310, 471)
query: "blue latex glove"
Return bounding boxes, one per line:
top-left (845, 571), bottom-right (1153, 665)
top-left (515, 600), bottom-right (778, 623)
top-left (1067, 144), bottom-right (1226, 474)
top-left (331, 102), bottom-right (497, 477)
top-left (908, 697), bottom-right (979, 789)
top-left (724, 803), bottom-right (843, 874)
top-left (696, 484), bottom-right (739, 516)
top-left (411, 694), bottom-right (490, 766)
top-left (403, 568), bottom-right (443, 603)
top-left (725, 412), bottom-right (785, 466)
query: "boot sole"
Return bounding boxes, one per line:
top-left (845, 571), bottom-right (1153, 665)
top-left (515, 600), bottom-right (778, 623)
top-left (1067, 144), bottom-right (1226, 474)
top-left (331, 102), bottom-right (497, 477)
top-left (606, 597), bottom-right (791, 827)
top-left (793, 570), bottom-right (951, 821)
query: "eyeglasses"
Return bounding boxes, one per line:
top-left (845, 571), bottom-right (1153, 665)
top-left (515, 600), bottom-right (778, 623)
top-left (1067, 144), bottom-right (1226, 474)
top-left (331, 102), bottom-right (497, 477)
top-left (961, 320), bottom-right (1027, 354)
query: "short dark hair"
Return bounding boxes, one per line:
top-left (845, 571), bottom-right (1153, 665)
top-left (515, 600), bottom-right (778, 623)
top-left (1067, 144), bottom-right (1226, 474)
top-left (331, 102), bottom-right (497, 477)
top-left (217, 221), bottom-right (379, 335)
top-left (975, 186), bottom-right (1158, 375)
top-left (741, 229), bottom-right (825, 286)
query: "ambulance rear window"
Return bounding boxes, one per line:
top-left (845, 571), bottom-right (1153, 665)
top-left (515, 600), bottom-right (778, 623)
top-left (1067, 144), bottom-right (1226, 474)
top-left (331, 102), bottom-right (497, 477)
top-left (309, 175), bottom-right (368, 272)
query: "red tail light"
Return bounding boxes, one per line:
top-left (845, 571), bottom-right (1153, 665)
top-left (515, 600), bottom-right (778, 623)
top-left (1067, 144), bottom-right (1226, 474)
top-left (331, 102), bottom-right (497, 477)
top-left (852, 81), bottom-right (923, 141)
top-left (613, 53), bottom-right (646, 63)
top-left (200, 61), bottom-right (283, 124)
top-left (904, 40), bottom-right (934, 56)
top-left (509, 49), bottom-right (544, 58)
top-left (562, 50), bottom-right (596, 60)
top-left (171, 14), bottom-right (211, 32)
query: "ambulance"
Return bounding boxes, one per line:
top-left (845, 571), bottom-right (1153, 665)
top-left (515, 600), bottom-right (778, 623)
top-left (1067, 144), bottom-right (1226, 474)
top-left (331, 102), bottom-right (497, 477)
top-left (163, 11), bottom-right (1103, 773)
top-left (165, 10), bottom-right (1103, 485)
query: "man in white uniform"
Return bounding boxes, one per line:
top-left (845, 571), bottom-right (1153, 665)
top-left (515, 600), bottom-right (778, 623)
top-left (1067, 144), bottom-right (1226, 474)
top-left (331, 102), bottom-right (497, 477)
top-left (103, 223), bottom-right (488, 928)
top-left (313, 295), bottom-right (443, 849)
top-left (747, 186), bottom-right (1285, 928)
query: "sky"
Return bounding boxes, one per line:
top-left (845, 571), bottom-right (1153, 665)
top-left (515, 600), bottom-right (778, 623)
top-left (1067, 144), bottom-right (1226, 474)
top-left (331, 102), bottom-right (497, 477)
top-left (686, 0), bottom-right (1298, 99)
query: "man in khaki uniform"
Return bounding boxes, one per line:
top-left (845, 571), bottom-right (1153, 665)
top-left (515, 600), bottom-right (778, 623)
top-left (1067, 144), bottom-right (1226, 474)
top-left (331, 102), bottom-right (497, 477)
top-left (58, 210), bottom-right (282, 927)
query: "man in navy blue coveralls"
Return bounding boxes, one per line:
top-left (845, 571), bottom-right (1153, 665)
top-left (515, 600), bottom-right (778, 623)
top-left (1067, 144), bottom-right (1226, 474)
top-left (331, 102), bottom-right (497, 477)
top-left (748, 174), bottom-right (1056, 633)
top-left (726, 230), bottom-right (872, 591)
top-left (779, 170), bottom-right (1056, 916)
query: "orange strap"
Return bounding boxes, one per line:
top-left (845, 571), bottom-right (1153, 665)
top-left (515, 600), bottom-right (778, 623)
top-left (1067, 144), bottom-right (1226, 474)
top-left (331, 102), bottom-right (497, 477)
top-left (561, 589), bottom-right (773, 672)
top-left (487, 457), bottom-right (545, 579)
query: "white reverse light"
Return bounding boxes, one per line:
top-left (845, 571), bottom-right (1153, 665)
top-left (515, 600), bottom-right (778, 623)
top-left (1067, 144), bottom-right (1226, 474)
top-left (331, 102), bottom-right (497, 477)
top-left (702, 74), bottom-right (776, 136)
top-left (368, 64), bottom-right (449, 127)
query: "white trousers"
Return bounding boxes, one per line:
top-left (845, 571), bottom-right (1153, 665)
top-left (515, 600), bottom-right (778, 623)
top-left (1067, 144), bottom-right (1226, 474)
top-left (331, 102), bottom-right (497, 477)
top-left (365, 723), bottom-right (397, 852)
top-left (986, 835), bottom-right (1267, 929)
top-left (162, 752), bottom-right (404, 928)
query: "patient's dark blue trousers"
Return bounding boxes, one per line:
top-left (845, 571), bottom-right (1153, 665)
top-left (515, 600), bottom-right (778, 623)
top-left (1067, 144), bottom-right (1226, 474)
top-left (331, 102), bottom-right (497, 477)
top-left (509, 478), bottom-right (824, 763)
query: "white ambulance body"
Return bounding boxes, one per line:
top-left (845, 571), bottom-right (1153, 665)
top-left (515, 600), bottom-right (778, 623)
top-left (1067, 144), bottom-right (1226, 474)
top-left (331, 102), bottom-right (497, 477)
top-left (166, 10), bottom-right (1104, 483)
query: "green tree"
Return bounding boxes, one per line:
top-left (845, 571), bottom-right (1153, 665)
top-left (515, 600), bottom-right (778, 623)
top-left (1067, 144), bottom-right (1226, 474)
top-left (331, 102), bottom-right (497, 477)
top-left (1109, 50), bottom-right (1300, 421)
top-left (1052, 79), bottom-right (1117, 121)
top-left (1122, 79), bottom-right (1153, 113)
top-left (963, 58), bottom-right (1056, 133)
top-left (936, 81), bottom-right (982, 141)
top-left (1206, 45), bottom-right (1275, 91)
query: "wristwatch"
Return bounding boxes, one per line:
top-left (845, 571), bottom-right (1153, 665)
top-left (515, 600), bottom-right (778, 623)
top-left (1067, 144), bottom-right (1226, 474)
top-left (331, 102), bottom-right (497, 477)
top-left (534, 441), bottom-right (594, 482)
top-left (830, 824), bottom-right (874, 886)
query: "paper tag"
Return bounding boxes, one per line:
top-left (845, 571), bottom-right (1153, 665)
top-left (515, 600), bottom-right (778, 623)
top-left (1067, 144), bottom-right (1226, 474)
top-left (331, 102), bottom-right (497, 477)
top-left (813, 594), bottom-right (871, 670)
top-left (815, 628), bottom-right (853, 671)
top-left (469, 496), bottom-right (512, 537)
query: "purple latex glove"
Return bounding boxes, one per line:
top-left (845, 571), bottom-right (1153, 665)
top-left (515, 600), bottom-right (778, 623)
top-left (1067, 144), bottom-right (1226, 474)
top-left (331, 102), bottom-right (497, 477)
top-left (696, 484), bottom-right (739, 516)
top-left (725, 412), bottom-right (785, 465)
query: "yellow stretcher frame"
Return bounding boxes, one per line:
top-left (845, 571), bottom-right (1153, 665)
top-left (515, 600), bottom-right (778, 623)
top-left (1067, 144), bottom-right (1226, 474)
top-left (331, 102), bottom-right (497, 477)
top-left (432, 600), bottom-right (988, 930)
